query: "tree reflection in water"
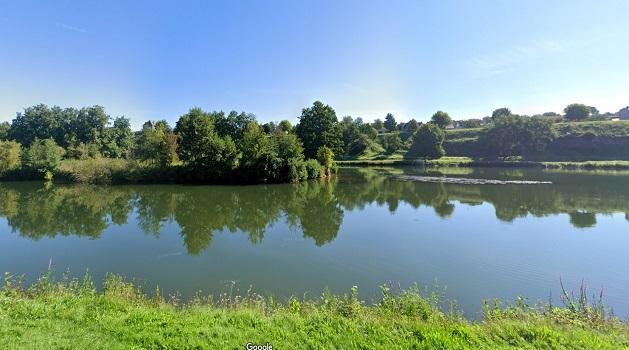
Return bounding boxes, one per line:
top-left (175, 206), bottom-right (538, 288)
top-left (1, 167), bottom-right (628, 254)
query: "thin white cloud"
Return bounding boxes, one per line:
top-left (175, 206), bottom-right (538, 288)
top-left (55, 22), bottom-right (87, 33)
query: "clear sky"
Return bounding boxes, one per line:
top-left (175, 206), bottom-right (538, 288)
top-left (1, 0), bottom-right (628, 128)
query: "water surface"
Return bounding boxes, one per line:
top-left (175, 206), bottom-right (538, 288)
top-left (1, 167), bottom-right (628, 317)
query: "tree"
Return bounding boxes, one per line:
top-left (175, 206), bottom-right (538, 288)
top-left (589, 106), bottom-right (600, 115)
top-left (381, 133), bottom-right (403, 154)
top-left (372, 119), bottom-right (384, 130)
top-left (68, 106), bottom-right (110, 146)
top-left (174, 108), bottom-right (239, 174)
top-left (0, 140), bottom-right (21, 173)
top-left (359, 123), bottom-right (378, 140)
top-left (9, 104), bottom-right (62, 147)
top-left (23, 138), bottom-right (65, 172)
top-left (100, 117), bottom-right (133, 158)
top-left (384, 113), bottom-right (397, 131)
top-left (408, 123), bottom-right (445, 159)
top-left (340, 116), bottom-right (361, 155)
top-left (564, 104), bottom-right (591, 121)
top-left (134, 120), bottom-right (178, 166)
top-left (491, 108), bottom-right (512, 120)
top-left (278, 120), bottom-right (292, 133)
top-left (295, 101), bottom-right (343, 158)
top-left (316, 146), bottom-right (335, 176)
top-left (430, 111), bottom-right (452, 129)
top-left (405, 119), bottom-right (420, 135)
top-left (0, 122), bottom-right (10, 141)
top-left (481, 115), bottom-right (556, 156)
top-left (215, 111), bottom-right (256, 140)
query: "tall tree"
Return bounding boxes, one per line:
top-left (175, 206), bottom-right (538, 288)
top-left (9, 104), bottom-right (62, 147)
top-left (0, 122), bottom-right (10, 141)
top-left (295, 101), bottom-right (343, 158)
top-left (491, 107), bottom-right (512, 120)
top-left (101, 117), bottom-right (133, 158)
top-left (430, 111), bottom-right (452, 129)
top-left (384, 113), bottom-right (397, 131)
top-left (174, 108), bottom-right (239, 174)
top-left (563, 104), bottom-right (591, 121)
top-left (408, 123), bottom-right (445, 159)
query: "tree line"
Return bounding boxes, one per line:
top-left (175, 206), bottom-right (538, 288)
top-left (0, 101), bottom-right (621, 179)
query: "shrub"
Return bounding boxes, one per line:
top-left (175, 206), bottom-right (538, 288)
top-left (23, 138), bottom-right (65, 172)
top-left (304, 159), bottom-right (323, 178)
top-left (380, 133), bottom-right (403, 154)
top-left (408, 123), bottom-right (445, 159)
top-left (316, 146), bottom-right (335, 176)
top-left (0, 140), bottom-right (21, 174)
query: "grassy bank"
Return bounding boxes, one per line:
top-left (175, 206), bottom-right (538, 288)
top-left (338, 157), bottom-right (629, 170)
top-left (1, 274), bottom-right (628, 349)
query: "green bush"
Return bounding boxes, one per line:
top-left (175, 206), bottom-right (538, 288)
top-left (0, 140), bottom-right (21, 174)
top-left (316, 146), bottom-right (335, 176)
top-left (304, 159), bottom-right (323, 178)
top-left (23, 138), bottom-right (65, 173)
top-left (408, 123), bottom-right (446, 159)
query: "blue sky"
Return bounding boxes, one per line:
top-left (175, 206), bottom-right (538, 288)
top-left (1, 0), bottom-right (628, 128)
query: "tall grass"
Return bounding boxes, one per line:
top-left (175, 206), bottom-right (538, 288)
top-left (1, 272), bottom-right (628, 349)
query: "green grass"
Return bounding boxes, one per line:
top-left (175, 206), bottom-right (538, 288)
top-left (1, 273), bottom-right (628, 349)
top-left (555, 120), bottom-right (629, 137)
top-left (445, 121), bottom-right (629, 142)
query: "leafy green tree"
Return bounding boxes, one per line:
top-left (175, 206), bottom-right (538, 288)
top-left (359, 123), bottom-right (378, 140)
top-left (9, 104), bottom-right (63, 147)
top-left (430, 111), bottom-right (452, 129)
top-left (295, 101), bottom-right (343, 158)
top-left (384, 113), bottom-right (397, 131)
top-left (100, 117), bottom-right (133, 158)
top-left (564, 104), bottom-right (591, 121)
top-left (23, 138), bottom-right (65, 172)
top-left (134, 121), bottom-right (178, 167)
top-left (408, 123), bottom-right (445, 159)
top-left (174, 108), bottom-right (239, 174)
top-left (278, 120), bottom-right (293, 133)
top-left (0, 122), bottom-right (10, 141)
top-left (340, 116), bottom-right (361, 155)
top-left (372, 119), bottom-right (384, 130)
top-left (316, 146), bottom-right (335, 176)
top-left (491, 108), bottom-right (512, 120)
top-left (215, 111), bottom-right (256, 140)
top-left (66, 142), bottom-right (100, 160)
top-left (405, 119), bottom-right (420, 135)
top-left (381, 133), bottom-right (403, 154)
top-left (0, 140), bottom-right (21, 173)
top-left (262, 121), bottom-right (277, 134)
top-left (69, 106), bottom-right (110, 146)
top-left (481, 115), bottom-right (556, 156)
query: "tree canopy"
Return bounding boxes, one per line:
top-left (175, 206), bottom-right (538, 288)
top-left (430, 111), bottom-right (452, 129)
top-left (564, 104), bottom-right (591, 121)
top-left (295, 101), bottom-right (343, 158)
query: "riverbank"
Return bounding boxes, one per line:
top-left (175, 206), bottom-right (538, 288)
top-left (1, 274), bottom-right (627, 349)
top-left (338, 156), bottom-right (629, 170)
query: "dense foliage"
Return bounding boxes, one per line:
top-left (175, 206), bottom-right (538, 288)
top-left (408, 123), bottom-right (445, 159)
top-left (564, 103), bottom-right (592, 121)
top-left (480, 115), bottom-right (556, 157)
top-left (0, 140), bottom-right (21, 174)
top-left (295, 101), bottom-right (344, 158)
top-left (430, 111), bottom-right (452, 129)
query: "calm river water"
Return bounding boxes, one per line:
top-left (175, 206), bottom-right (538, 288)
top-left (1, 167), bottom-right (628, 317)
